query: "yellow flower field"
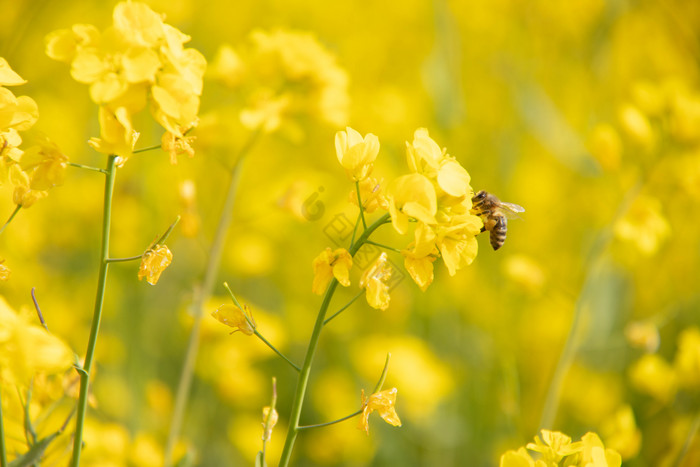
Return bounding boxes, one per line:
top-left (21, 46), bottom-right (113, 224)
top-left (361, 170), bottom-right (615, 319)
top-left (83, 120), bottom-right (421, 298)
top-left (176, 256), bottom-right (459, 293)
top-left (1, 0), bottom-right (700, 465)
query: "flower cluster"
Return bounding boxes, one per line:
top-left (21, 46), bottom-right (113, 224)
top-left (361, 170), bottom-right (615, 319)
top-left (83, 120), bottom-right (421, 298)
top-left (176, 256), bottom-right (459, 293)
top-left (311, 127), bottom-right (483, 311)
top-left (500, 430), bottom-right (621, 467)
top-left (46, 1), bottom-right (206, 164)
top-left (389, 129), bottom-right (483, 290)
top-left (210, 29), bottom-right (349, 133)
top-left (1, 58), bottom-right (67, 208)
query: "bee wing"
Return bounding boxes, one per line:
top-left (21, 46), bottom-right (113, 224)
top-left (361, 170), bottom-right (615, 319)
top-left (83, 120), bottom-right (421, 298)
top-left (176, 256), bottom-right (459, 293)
top-left (500, 201), bottom-right (525, 219)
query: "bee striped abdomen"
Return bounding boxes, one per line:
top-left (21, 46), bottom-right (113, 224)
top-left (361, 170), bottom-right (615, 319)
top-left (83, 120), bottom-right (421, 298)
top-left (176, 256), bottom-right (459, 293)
top-left (489, 216), bottom-right (507, 250)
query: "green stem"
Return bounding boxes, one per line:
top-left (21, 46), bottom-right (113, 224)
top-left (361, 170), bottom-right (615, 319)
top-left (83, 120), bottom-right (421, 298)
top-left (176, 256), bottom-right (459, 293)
top-left (164, 128), bottom-right (262, 467)
top-left (372, 353), bottom-right (391, 393)
top-left (71, 155), bottom-right (118, 467)
top-left (105, 255), bottom-right (142, 263)
top-left (132, 144), bottom-right (162, 154)
top-left (0, 204), bottom-right (21, 236)
top-left (297, 410), bottom-right (362, 430)
top-left (254, 330), bottom-right (301, 372)
top-left (350, 211), bottom-right (361, 247)
top-left (0, 386), bottom-right (7, 467)
top-left (323, 289), bottom-right (365, 326)
top-left (67, 162), bottom-right (107, 174)
top-left (278, 213), bottom-right (390, 467)
top-left (222, 282), bottom-right (300, 371)
top-left (365, 240), bottom-right (402, 253)
top-left (355, 181), bottom-right (367, 230)
top-left (151, 216), bottom-right (181, 247)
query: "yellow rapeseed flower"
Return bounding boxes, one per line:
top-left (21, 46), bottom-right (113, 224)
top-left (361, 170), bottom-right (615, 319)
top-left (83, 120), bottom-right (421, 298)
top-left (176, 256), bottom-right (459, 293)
top-left (312, 247), bottom-right (352, 295)
top-left (387, 173), bottom-right (437, 235)
top-left (628, 353), bottom-right (677, 403)
top-left (359, 252), bottom-right (392, 310)
top-left (9, 164), bottom-right (47, 207)
top-left (211, 303), bottom-right (256, 336)
top-left (614, 195), bottom-right (670, 255)
top-left (357, 387), bottom-right (402, 435)
top-left (18, 135), bottom-right (68, 191)
top-left (600, 405), bottom-right (642, 461)
top-left (138, 244), bottom-right (173, 285)
top-left (161, 126), bottom-right (196, 164)
top-left (526, 430), bottom-right (582, 464)
top-left (335, 127), bottom-right (380, 182)
top-left (499, 447), bottom-right (535, 467)
top-left (0, 297), bottom-right (74, 385)
top-left (577, 432), bottom-right (622, 467)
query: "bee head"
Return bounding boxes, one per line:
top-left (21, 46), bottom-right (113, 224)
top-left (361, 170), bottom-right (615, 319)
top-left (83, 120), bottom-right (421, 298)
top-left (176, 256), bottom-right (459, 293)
top-left (472, 190), bottom-right (487, 202)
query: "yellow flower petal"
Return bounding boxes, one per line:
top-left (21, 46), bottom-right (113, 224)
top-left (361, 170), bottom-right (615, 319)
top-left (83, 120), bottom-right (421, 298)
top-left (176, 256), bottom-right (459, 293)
top-left (312, 247), bottom-right (353, 295)
top-left (358, 388), bottom-right (402, 435)
top-left (0, 57), bottom-right (27, 86)
top-left (211, 304), bottom-right (255, 336)
top-left (138, 244), bottom-right (173, 285)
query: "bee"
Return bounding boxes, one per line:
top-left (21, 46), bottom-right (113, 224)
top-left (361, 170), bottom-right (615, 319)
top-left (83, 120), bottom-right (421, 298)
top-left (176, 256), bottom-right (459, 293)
top-left (471, 190), bottom-right (525, 251)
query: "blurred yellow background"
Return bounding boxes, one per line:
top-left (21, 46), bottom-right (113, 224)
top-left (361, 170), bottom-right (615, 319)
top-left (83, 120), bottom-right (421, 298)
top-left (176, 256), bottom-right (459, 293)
top-left (2, 0), bottom-right (700, 465)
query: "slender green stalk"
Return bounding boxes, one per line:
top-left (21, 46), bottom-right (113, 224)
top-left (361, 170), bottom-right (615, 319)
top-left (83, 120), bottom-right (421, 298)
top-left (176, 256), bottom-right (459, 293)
top-left (164, 129), bottom-right (262, 466)
top-left (105, 217), bottom-right (180, 263)
top-left (31, 288), bottom-right (49, 332)
top-left (105, 255), bottom-right (143, 263)
top-left (323, 289), bottom-right (365, 326)
top-left (71, 155), bottom-right (118, 467)
top-left (350, 211), bottom-right (362, 246)
top-left (253, 330), bottom-right (301, 372)
top-left (0, 386), bottom-right (7, 467)
top-left (364, 240), bottom-right (402, 253)
top-left (278, 213), bottom-right (390, 467)
top-left (151, 216), bottom-right (181, 247)
top-left (67, 162), bottom-right (106, 174)
top-left (355, 181), bottom-right (367, 229)
top-left (297, 410), bottom-right (363, 430)
top-left (222, 282), bottom-right (301, 371)
top-left (0, 204), bottom-right (21, 236)
top-left (372, 353), bottom-right (391, 393)
top-left (132, 144), bottom-right (163, 154)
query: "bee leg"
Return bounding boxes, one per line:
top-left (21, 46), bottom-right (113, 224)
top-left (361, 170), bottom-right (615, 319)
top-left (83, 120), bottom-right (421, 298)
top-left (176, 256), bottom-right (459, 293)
top-left (480, 226), bottom-right (486, 233)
